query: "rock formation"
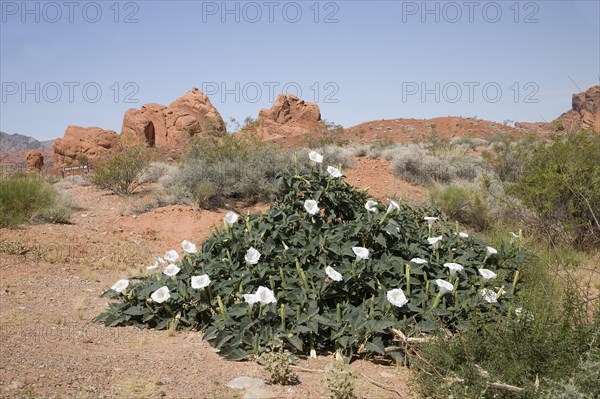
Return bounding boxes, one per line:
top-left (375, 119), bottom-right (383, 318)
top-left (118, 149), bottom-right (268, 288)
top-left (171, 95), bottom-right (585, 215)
top-left (26, 150), bottom-right (44, 172)
top-left (556, 85), bottom-right (600, 133)
top-left (53, 126), bottom-right (119, 167)
top-left (121, 88), bottom-right (226, 149)
top-left (256, 94), bottom-right (321, 139)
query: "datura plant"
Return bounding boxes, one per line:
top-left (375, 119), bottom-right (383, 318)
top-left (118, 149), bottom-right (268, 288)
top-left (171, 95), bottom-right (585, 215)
top-left (95, 152), bottom-right (527, 360)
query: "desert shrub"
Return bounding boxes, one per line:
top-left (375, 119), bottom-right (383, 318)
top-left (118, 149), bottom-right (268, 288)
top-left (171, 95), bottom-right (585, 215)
top-left (91, 146), bottom-right (154, 195)
top-left (411, 283), bottom-right (599, 399)
top-left (170, 134), bottom-right (291, 208)
top-left (392, 152), bottom-right (481, 185)
top-left (542, 348), bottom-right (600, 399)
top-left (35, 190), bottom-right (75, 224)
top-left (301, 121), bottom-right (349, 148)
top-left (501, 131), bottom-right (600, 248)
top-left (0, 174), bottom-right (60, 227)
top-left (96, 152), bottom-right (526, 361)
top-left (429, 183), bottom-right (490, 231)
top-left (323, 361), bottom-right (357, 399)
top-left (297, 146), bottom-right (355, 171)
top-left (257, 350), bottom-right (298, 385)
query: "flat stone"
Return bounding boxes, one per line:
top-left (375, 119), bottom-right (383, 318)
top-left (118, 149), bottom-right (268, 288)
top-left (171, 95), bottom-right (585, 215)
top-left (244, 387), bottom-right (276, 399)
top-left (226, 376), bottom-right (265, 390)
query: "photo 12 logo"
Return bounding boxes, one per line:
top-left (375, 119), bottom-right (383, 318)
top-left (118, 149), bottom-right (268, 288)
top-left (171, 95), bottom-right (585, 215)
top-left (401, 82), bottom-right (540, 104)
top-left (200, 1), bottom-right (340, 23)
top-left (1, 82), bottom-right (140, 104)
top-left (401, 1), bottom-right (540, 23)
top-left (1, 1), bottom-right (140, 23)
top-left (202, 81), bottom-right (340, 104)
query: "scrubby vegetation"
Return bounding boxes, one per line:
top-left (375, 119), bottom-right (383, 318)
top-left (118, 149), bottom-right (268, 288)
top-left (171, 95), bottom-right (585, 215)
top-left (90, 146), bottom-right (156, 195)
top-left (96, 155), bottom-right (524, 362)
top-left (0, 174), bottom-right (74, 227)
top-left (167, 133), bottom-right (292, 208)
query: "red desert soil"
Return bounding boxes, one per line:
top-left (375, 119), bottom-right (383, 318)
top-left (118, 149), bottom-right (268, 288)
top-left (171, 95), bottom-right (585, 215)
top-left (0, 162), bottom-right (418, 399)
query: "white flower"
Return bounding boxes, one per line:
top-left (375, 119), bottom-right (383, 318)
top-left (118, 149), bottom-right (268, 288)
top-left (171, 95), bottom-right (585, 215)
top-left (255, 286), bottom-right (277, 304)
top-left (310, 349), bottom-right (317, 359)
top-left (163, 264), bottom-right (181, 277)
top-left (151, 286), bottom-right (170, 304)
top-left (410, 258), bottom-right (428, 264)
top-left (181, 240), bottom-right (197, 254)
top-left (111, 279), bottom-right (129, 293)
top-left (147, 261), bottom-right (160, 271)
top-left (191, 274), bottom-right (211, 289)
top-left (304, 199), bottom-right (319, 215)
top-left (424, 216), bottom-right (438, 226)
top-left (164, 250), bottom-right (179, 263)
top-left (486, 246), bottom-right (498, 256)
top-left (443, 262), bottom-right (464, 277)
top-left (326, 166), bottom-right (342, 178)
top-left (325, 266), bottom-right (343, 282)
top-left (365, 200), bottom-right (378, 213)
top-left (427, 236), bottom-right (443, 249)
top-left (224, 211), bottom-right (239, 226)
top-left (352, 246), bottom-right (369, 260)
top-left (387, 199), bottom-right (400, 213)
top-left (436, 279), bottom-right (453, 295)
top-left (480, 288), bottom-right (498, 303)
top-left (515, 307), bottom-right (534, 321)
top-left (478, 268), bottom-right (497, 279)
top-left (387, 288), bottom-right (409, 308)
top-left (243, 294), bottom-right (259, 305)
top-left (458, 232), bottom-right (469, 238)
top-left (245, 247), bottom-right (261, 264)
top-left (308, 151), bottom-right (323, 163)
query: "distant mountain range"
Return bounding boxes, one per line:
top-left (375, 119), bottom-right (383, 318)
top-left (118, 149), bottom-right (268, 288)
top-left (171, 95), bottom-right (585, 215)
top-left (0, 132), bottom-right (54, 153)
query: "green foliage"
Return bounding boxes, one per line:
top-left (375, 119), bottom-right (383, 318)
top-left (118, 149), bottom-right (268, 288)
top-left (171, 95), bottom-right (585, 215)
top-left (504, 131), bottom-right (600, 248)
top-left (172, 133), bottom-right (291, 208)
top-left (392, 153), bottom-right (480, 185)
top-left (95, 164), bottom-right (525, 361)
top-left (542, 348), bottom-right (600, 399)
top-left (323, 361), bottom-right (357, 399)
top-left (257, 350), bottom-right (298, 385)
top-left (412, 299), bottom-right (599, 399)
top-left (91, 146), bottom-right (154, 195)
top-left (0, 174), bottom-right (63, 227)
top-left (429, 184), bottom-right (490, 231)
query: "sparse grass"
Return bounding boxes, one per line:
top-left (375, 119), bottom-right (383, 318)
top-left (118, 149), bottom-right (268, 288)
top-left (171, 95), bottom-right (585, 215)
top-left (113, 377), bottom-right (158, 399)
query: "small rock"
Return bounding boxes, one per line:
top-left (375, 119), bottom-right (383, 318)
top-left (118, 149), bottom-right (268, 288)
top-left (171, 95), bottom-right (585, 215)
top-left (9, 381), bottom-right (24, 390)
top-left (226, 376), bottom-right (265, 390)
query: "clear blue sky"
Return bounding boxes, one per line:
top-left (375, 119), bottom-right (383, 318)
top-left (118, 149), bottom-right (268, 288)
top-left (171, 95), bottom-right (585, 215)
top-left (1, 0), bottom-right (599, 141)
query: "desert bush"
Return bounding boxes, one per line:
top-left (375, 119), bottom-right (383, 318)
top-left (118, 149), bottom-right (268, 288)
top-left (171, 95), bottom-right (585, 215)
top-left (170, 134), bottom-right (291, 208)
top-left (0, 174), bottom-right (61, 227)
top-left (392, 152), bottom-right (481, 185)
top-left (91, 146), bottom-right (154, 195)
top-left (297, 146), bottom-right (355, 171)
top-left (411, 279), bottom-right (599, 399)
top-left (493, 131), bottom-right (600, 249)
top-left (541, 347), bottom-right (600, 399)
top-left (257, 350), bottom-right (298, 385)
top-left (429, 183), bottom-right (490, 231)
top-left (301, 120), bottom-right (349, 148)
top-left (96, 152), bottom-right (526, 362)
top-left (323, 361), bottom-right (357, 399)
